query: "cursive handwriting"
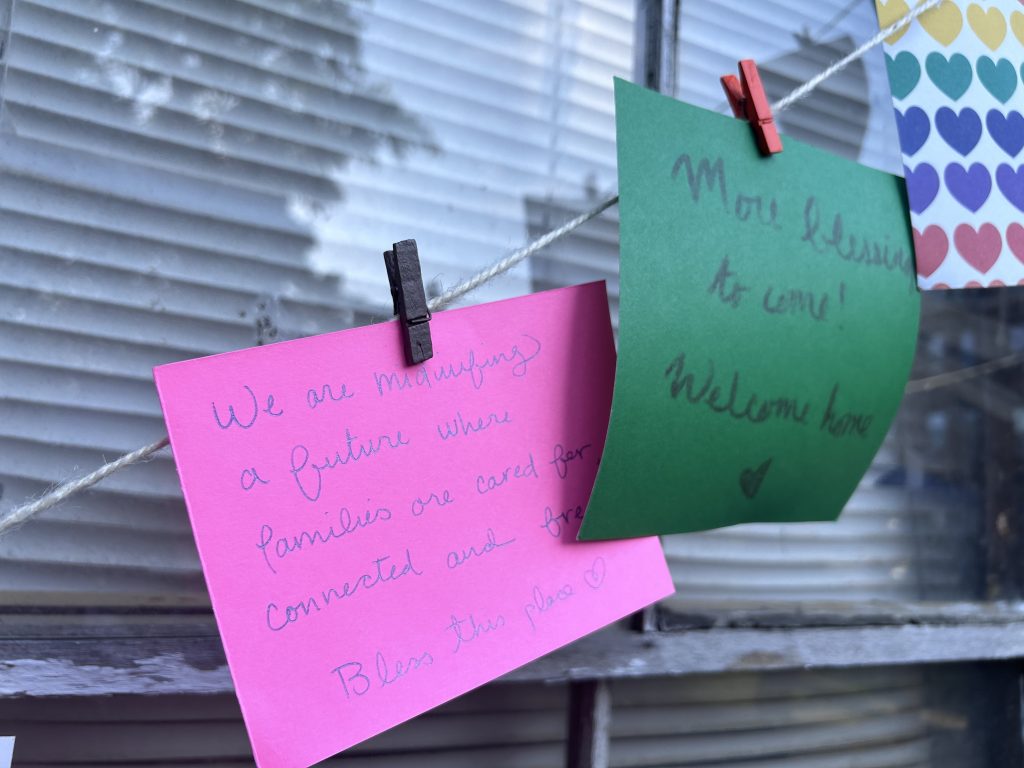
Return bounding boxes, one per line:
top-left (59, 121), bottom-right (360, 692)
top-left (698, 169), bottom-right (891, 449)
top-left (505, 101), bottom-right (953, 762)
top-left (307, 382), bottom-right (355, 410)
top-left (331, 648), bottom-right (433, 699)
top-left (266, 549), bottom-right (423, 632)
top-left (240, 467), bottom-right (269, 491)
top-left (257, 505), bottom-right (393, 574)
top-left (436, 409), bottom-right (512, 441)
top-left (671, 154), bottom-right (781, 230)
top-left (446, 528), bottom-right (516, 570)
top-left (376, 649), bottom-right (433, 687)
top-left (523, 583), bottom-right (574, 631)
top-left (549, 442), bottom-right (591, 480)
top-left (664, 352), bottom-right (810, 427)
top-left (373, 335), bottom-right (542, 396)
top-left (541, 504), bottom-right (585, 538)
top-left (708, 256), bottom-right (749, 308)
top-left (212, 385), bottom-right (282, 430)
top-left (801, 196), bottom-right (914, 277)
top-left (475, 453), bottom-right (538, 494)
top-left (290, 428), bottom-right (410, 502)
top-left (446, 612), bottom-right (506, 653)
top-left (410, 488), bottom-right (455, 517)
top-left (762, 285), bottom-right (829, 321)
top-left (820, 384), bottom-right (873, 438)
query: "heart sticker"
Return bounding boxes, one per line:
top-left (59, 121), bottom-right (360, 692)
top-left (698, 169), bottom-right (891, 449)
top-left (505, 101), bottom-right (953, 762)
top-left (1007, 223), bottom-right (1024, 264)
top-left (906, 162), bottom-right (941, 212)
top-left (1012, 11), bottom-right (1024, 46)
top-left (921, 0), bottom-right (964, 46)
top-left (967, 4), bottom-right (1007, 51)
top-left (896, 107), bottom-right (931, 155)
top-left (926, 53), bottom-right (973, 101)
top-left (936, 106), bottom-right (982, 156)
top-left (996, 163), bottom-right (1024, 211)
top-left (987, 110), bottom-right (1024, 156)
top-left (876, 0), bottom-right (913, 44)
top-left (886, 52), bottom-right (922, 100)
top-left (978, 56), bottom-right (1018, 104)
top-left (954, 223), bottom-right (1002, 273)
top-left (945, 162), bottom-right (992, 212)
top-left (913, 225), bottom-right (949, 278)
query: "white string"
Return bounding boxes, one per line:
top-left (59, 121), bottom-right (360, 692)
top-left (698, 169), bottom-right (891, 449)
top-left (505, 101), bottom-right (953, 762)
top-left (0, 437), bottom-right (169, 536)
top-left (771, 0), bottom-right (944, 113)
top-left (429, 195), bottom-right (620, 311)
top-left (0, 3), bottom-right (931, 535)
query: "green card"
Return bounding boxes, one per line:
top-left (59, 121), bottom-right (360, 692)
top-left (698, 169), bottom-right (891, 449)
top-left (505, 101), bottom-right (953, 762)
top-left (578, 80), bottom-right (921, 540)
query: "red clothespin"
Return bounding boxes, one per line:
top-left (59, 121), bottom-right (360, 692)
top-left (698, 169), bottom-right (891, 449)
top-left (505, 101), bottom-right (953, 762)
top-left (720, 60), bottom-right (783, 156)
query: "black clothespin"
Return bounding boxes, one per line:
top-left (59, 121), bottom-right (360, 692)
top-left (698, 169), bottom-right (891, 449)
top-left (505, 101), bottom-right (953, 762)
top-left (720, 60), bottom-right (783, 156)
top-left (383, 239), bottom-right (433, 365)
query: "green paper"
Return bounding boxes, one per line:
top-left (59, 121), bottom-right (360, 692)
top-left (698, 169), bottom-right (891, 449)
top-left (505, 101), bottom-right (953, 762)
top-left (578, 80), bottom-right (920, 540)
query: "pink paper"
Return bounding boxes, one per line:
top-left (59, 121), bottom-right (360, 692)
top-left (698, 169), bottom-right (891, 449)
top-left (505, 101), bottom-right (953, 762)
top-left (154, 282), bottom-right (673, 768)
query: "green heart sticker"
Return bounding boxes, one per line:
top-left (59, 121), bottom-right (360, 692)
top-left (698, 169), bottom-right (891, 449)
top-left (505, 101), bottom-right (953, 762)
top-left (926, 52), bottom-right (973, 101)
top-left (978, 56), bottom-right (1017, 104)
top-left (886, 52), bottom-right (922, 100)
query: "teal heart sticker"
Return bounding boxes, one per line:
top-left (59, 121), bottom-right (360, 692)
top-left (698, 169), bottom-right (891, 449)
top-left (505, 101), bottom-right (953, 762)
top-left (926, 53), bottom-right (973, 101)
top-left (978, 56), bottom-right (1017, 104)
top-left (886, 52), bottom-right (922, 100)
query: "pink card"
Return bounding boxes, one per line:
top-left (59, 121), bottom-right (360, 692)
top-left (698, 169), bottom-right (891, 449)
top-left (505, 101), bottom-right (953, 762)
top-left (154, 282), bottom-right (673, 768)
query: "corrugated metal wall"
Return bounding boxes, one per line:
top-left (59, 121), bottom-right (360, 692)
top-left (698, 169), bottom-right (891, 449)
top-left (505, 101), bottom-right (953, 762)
top-left (4, 668), bottom-right (951, 767)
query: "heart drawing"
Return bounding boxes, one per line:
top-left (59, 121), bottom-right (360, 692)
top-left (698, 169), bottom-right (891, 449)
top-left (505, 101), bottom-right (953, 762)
top-left (740, 458), bottom-right (773, 500)
top-left (583, 557), bottom-right (606, 590)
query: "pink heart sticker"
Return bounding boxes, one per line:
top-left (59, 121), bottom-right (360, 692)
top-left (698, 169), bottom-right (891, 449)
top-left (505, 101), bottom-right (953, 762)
top-left (1007, 222), bottom-right (1024, 264)
top-left (912, 225), bottom-right (949, 278)
top-left (954, 223), bottom-right (1002, 274)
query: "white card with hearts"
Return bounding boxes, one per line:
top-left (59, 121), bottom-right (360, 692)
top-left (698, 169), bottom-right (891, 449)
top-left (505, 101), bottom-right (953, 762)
top-left (877, 0), bottom-right (1024, 289)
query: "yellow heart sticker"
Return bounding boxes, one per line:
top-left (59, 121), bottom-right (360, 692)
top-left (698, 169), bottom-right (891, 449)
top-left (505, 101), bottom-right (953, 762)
top-left (877, 0), bottom-right (912, 44)
top-left (919, 0), bottom-right (963, 46)
top-left (1011, 10), bottom-right (1024, 47)
top-left (967, 3), bottom-right (1007, 51)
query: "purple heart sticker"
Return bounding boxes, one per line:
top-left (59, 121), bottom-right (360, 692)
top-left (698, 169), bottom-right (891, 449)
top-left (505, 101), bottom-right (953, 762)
top-left (936, 107), bottom-right (981, 157)
top-left (895, 107), bottom-right (930, 156)
top-left (905, 163), bottom-right (939, 213)
top-left (987, 110), bottom-right (1024, 157)
top-left (996, 164), bottom-right (1024, 212)
top-left (944, 163), bottom-right (992, 213)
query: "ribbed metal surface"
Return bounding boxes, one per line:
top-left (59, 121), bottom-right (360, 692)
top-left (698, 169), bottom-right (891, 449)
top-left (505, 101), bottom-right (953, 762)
top-left (609, 668), bottom-right (932, 767)
top-left (1, 668), bottom-right (956, 767)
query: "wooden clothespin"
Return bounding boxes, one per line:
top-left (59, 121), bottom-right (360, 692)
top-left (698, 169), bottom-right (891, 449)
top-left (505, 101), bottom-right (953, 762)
top-left (720, 60), bottom-right (783, 156)
top-left (383, 239), bottom-right (433, 365)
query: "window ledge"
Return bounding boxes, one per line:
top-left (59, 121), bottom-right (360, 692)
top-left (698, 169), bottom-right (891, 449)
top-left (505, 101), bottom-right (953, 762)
top-left (4, 607), bottom-right (1024, 697)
